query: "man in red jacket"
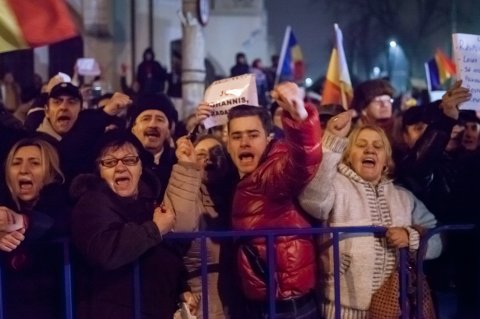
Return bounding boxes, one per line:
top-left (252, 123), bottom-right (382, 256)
top-left (227, 82), bottom-right (322, 318)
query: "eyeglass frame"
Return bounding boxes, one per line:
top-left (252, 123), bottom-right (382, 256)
top-left (98, 155), bottom-right (140, 168)
top-left (370, 95), bottom-right (394, 105)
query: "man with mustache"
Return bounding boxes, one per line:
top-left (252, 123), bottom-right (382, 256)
top-left (129, 93), bottom-right (178, 198)
top-left (36, 79), bottom-right (131, 183)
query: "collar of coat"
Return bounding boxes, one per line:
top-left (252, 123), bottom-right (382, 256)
top-left (338, 163), bottom-right (391, 187)
top-left (37, 117), bottom-right (62, 141)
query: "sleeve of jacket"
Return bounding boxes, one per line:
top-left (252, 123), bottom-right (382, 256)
top-left (409, 193), bottom-right (442, 260)
top-left (162, 162), bottom-right (203, 232)
top-left (398, 106), bottom-right (455, 180)
top-left (72, 191), bottom-right (162, 270)
top-left (24, 184), bottom-right (71, 242)
top-left (298, 131), bottom-right (347, 220)
top-left (258, 103), bottom-right (322, 198)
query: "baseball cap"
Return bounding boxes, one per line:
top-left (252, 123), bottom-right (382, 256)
top-left (49, 82), bottom-right (82, 101)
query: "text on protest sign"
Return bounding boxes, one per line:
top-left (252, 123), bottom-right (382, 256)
top-left (452, 33), bottom-right (480, 110)
top-left (203, 74), bottom-right (258, 130)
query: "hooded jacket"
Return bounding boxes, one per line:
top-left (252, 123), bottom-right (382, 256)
top-left (136, 48), bottom-right (167, 94)
top-left (231, 104), bottom-right (322, 300)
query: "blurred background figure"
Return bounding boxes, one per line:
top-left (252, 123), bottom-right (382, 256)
top-left (137, 47), bottom-right (168, 94)
top-left (250, 58), bottom-right (268, 107)
top-left (229, 52), bottom-right (250, 77)
top-left (0, 72), bottom-right (21, 113)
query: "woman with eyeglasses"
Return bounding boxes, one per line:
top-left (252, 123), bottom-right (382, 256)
top-left (164, 133), bottom-right (238, 319)
top-left (71, 130), bottom-right (190, 319)
top-left (0, 137), bottom-right (70, 319)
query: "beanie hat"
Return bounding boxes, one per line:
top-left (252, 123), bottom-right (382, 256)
top-left (128, 93), bottom-right (177, 128)
top-left (402, 106), bottom-right (428, 129)
top-left (350, 79), bottom-right (394, 112)
top-left (458, 109), bottom-right (480, 125)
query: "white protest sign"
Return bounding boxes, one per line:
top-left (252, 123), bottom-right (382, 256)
top-left (452, 33), bottom-right (480, 110)
top-left (76, 58), bottom-right (101, 77)
top-left (203, 74), bottom-right (258, 130)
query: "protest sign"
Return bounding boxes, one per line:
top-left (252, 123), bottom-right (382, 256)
top-left (76, 58), bottom-right (101, 77)
top-left (202, 74), bottom-right (258, 129)
top-left (452, 33), bottom-right (480, 110)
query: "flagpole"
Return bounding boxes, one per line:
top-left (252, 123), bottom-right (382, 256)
top-left (274, 25), bottom-right (292, 87)
top-left (335, 23), bottom-right (351, 110)
top-left (424, 62), bottom-right (432, 94)
top-left (340, 82), bottom-right (348, 110)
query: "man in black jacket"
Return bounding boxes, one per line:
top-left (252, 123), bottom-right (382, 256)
top-left (129, 93), bottom-right (178, 198)
top-left (36, 80), bottom-right (131, 183)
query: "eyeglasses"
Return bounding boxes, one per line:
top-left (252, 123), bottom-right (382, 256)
top-left (371, 95), bottom-right (394, 104)
top-left (99, 156), bottom-right (140, 168)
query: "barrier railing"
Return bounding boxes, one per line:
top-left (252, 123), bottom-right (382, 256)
top-left (0, 224), bottom-right (474, 319)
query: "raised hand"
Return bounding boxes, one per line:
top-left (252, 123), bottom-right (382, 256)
top-left (271, 82), bottom-right (308, 121)
top-left (103, 92), bottom-right (132, 116)
top-left (153, 203), bottom-right (175, 236)
top-left (175, 136), bottom-right (197, 163)
top-left (195, 102), bottom-right (213, 124)
top-left (120, 63), bottom-right (128, 76)
top-left (441, 80), bottom-right (471, 119)
top-left (326, 110), bottom-right (354, 138)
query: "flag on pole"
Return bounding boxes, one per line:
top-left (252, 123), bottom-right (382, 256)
top-left (425, 49), bottom-right (457, 91)
top-left (0, 0), bottom-right (77, 54)
top-left (321, 24), bottom-right (353, 109)
top-left (275, 26), bottom-right (305, 85)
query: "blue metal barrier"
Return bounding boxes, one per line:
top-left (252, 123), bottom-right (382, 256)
top-left (0, 224), bottom-right (475, 319)
top-left (63, 240), bottom-right (74, 319)
top-left (415, 225), bottom-right (475, 319)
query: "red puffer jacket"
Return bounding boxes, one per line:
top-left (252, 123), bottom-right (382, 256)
top-left (232, 104), bottom-right (322, 300)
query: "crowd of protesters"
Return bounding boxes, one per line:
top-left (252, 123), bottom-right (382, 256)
top-left (0, 48), bottom-right (479, 319)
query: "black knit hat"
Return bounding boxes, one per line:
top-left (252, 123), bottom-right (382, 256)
top-left (128, 93), bottom-right (177, 128)
top-left (402, 106), bottom-right (428, 128)
top-left (350, 79), bottom-right (394, 112)
top-left (458, 109), bottom-right (480, 125)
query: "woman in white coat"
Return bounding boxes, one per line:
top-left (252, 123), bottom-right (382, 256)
top-left (299, 111), bottom-right (442, 319)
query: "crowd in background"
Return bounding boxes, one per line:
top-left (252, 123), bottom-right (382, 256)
top-left (0, 48), bottom-right (479, 319)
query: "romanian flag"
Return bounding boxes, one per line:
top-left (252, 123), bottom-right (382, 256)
top-left (321, 24), bottom-right (353, 109)
top-left (0, 0), bottom-right (77, 53)
top-left (425, 49), bottom-right (457, 91)
top-left (275, 26), bottom-right (305, 84)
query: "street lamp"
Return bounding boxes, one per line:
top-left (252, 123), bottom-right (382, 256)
top-left (388, 39), bottom-right (398, 78)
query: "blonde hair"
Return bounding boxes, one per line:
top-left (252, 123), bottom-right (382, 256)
top-left (5, 138), bottom-right (64, 209)
top-left (341, 124), bottom-right (395, 178)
